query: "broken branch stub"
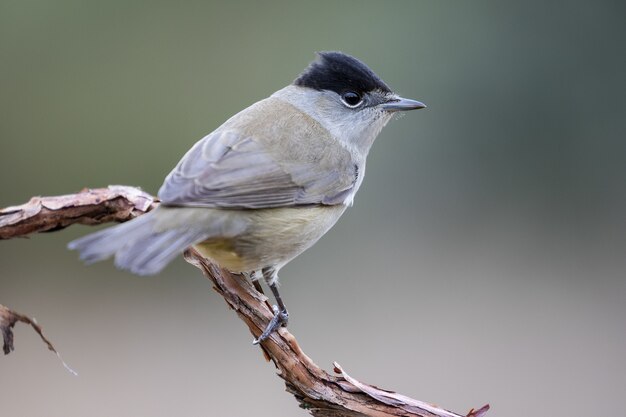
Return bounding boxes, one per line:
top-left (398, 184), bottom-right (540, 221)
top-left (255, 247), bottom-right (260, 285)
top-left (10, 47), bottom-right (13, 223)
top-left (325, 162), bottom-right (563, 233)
top-left (0, 304), bottom-right (76, 375)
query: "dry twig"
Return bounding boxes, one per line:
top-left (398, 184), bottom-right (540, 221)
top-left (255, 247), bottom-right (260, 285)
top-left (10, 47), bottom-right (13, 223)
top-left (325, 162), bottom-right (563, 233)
top-left (0, 304), bottom-right (76, 374)
top-left (0, 186), bottom-right (489, 417)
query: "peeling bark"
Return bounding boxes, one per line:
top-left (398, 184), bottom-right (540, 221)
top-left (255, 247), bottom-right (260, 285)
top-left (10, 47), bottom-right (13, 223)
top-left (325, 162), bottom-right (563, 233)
top-left (0, 185), bottom-right (157, 239)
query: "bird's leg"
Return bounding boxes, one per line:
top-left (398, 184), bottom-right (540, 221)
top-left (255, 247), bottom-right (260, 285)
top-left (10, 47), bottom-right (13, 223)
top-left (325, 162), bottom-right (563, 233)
top-left (249, 270), bottom-right (265, 295)
top-left (252, 267), bottom-right (289, 345)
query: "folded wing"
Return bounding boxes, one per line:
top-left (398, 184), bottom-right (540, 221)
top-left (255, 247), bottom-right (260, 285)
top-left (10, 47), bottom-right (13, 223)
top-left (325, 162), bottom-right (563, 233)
top-left (158, 129), bottom-right (356, 208)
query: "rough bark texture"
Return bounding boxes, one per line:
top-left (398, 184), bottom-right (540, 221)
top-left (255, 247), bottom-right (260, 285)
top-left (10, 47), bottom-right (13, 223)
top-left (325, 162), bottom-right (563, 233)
top-left (1, 186), bottom-right (489, 417)
top-left (0, 185), bottom-right (158, 239)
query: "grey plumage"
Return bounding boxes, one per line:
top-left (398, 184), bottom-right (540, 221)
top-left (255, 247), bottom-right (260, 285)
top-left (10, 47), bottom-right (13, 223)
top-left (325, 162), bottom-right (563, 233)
top-left (68, 96), bottom-right (359, 275)
top-left (158, 98), bottom-right (357, 209)
top-left (68, 51), bottom-right (424, 282)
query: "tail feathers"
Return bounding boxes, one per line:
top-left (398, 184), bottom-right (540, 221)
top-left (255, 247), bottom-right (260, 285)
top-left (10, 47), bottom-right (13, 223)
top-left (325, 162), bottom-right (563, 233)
top-left (68, 212), bottom-right (209, 276)
top-left (68, 213), bottom-right (154, 264)
top-left (113, 228), bottom-right (208, 275)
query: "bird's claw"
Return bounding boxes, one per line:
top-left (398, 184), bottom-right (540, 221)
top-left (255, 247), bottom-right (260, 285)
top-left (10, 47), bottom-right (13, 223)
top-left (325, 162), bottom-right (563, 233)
top-left (252, 305), bottom-right (289, 345)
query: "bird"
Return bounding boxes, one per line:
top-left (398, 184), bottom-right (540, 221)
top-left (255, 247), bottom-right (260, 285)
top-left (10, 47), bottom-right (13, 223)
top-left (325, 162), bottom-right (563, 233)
top-left (69, 51), bottom-right (426, 344)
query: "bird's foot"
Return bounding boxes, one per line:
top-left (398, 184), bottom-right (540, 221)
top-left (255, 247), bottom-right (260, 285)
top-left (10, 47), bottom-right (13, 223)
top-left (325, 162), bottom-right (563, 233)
top-left (252, 304), bottom-right (289, 345)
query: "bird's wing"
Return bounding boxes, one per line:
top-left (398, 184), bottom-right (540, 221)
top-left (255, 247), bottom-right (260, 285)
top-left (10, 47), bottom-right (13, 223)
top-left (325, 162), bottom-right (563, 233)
top-left (157, 129), bottom-right (357, 208)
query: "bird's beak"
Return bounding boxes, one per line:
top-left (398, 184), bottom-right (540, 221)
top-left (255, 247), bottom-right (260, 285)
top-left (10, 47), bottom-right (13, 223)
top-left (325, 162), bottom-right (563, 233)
top-left (382, 96), bottom-right (426, 112)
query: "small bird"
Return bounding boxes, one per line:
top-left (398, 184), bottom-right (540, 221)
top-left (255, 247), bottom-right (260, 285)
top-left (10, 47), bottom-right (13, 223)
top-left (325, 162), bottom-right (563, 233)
top-left (69, 51), bottom-right (425, 344)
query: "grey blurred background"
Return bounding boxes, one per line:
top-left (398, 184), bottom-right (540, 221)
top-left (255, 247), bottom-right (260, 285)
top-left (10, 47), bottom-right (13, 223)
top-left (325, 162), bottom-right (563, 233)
top-left (1, 1), bottom-right (625, 416)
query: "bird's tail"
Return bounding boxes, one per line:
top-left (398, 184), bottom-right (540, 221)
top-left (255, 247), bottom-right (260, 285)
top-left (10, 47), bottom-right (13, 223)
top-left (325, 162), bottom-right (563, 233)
top-left (68, 209), bottom-right (214, 276)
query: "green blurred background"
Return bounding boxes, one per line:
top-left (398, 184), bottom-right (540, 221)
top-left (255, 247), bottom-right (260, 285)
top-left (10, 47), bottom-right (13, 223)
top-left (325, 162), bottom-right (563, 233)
top-left (1, 1), bottom-right (625, 416)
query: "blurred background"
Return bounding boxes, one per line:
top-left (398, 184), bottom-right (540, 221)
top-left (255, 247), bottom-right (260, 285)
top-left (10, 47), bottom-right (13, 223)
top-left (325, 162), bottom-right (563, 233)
top-left (1, 1), bottom-right (625, 416)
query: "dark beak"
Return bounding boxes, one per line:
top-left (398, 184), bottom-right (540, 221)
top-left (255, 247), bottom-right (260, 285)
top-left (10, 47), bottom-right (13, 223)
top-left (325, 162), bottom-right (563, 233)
top-left (382, 96), bottom-right (426, 112)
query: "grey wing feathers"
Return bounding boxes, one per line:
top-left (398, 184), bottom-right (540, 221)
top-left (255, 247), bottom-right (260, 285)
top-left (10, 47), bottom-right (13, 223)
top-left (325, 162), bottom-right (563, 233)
top-left (158, 129), bottom-right (355, 208)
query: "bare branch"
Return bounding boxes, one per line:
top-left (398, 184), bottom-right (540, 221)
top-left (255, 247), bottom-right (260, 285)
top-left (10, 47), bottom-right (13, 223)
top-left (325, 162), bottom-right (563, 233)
top-left (0, 304), bottom-right (76, 375)
top-left (0, 185), bottom-right (158, 239)
top-left (0, 187), bottom-right (489, 417)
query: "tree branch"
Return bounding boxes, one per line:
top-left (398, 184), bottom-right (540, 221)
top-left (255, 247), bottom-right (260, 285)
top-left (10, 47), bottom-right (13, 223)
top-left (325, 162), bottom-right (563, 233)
top-left (0, 186), bottom-right (158, 239)
top-left (1, 186), bottom-right (489, 417)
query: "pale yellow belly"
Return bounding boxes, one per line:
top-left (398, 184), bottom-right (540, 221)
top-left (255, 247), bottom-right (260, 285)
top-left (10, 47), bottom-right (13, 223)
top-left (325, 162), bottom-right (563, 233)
top-left (194, 205), bottom-right (346, 273)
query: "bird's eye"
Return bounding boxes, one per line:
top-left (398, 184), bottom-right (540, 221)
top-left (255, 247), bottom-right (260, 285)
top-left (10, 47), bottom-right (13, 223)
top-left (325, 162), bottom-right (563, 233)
top-left (341, 91), bottom-right (363, 108)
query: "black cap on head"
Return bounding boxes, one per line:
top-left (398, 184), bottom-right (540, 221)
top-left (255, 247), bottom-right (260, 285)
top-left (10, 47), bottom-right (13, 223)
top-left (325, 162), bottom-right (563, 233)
top-left (294, 51), bottom-right (392, 96)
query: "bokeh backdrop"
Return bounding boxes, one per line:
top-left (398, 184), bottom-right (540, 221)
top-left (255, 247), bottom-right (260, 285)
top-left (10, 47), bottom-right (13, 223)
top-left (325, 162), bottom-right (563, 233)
top-left (1, 1), bottom-right (625, 416)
